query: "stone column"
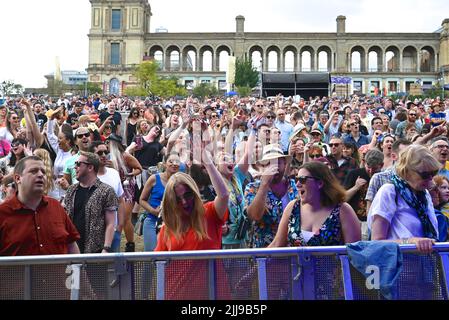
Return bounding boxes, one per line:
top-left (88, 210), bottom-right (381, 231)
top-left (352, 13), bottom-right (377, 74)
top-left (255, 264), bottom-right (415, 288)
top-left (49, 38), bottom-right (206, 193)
top-left (179, 51), bottom-right (183, 72)
top-left (365, 52), bottom-right (369, 73)
top-left (417, 50), bottom-right (421, 72)
top-left (399, 51), bottom-right (403, 72)
top-left (279, 52), bottom-right (284, 72)
top-left (313, 52), bottom-right (318, 71)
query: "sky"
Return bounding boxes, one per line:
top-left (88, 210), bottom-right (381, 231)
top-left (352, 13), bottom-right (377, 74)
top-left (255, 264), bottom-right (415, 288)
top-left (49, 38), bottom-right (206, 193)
top-left (0, 0), bottom-right (448, 89)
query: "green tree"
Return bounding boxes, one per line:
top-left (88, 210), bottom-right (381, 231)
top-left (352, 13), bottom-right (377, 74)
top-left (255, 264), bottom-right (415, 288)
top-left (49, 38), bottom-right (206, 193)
top-left (124, 86), bottom-right (147, 97)
top-left (76, 82), bottom-right (103, 95)
top-left (236, 86), bottom-right (252, 97)
top-left (131, 61), bottom-right (187, 98)
top-left (134, 60), bottom-right (159, 95)
top-left (192, 83), bottom-right (218, 99)
top-left (0, 80), bottom-right (24, 96)
top-left (235, 57), bottom-right (259, 89)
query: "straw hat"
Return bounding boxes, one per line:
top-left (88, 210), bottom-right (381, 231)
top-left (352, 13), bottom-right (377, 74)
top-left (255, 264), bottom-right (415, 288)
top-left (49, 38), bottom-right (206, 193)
top-left (258, 144), bottom-right (291, 165)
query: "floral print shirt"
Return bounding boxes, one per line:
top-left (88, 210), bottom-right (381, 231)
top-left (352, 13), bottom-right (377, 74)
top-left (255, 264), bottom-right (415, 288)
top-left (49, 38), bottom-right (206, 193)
top-left (288, 200), bottom-right (343, 247)
top-left (244, 179), bottom-right (297, 248)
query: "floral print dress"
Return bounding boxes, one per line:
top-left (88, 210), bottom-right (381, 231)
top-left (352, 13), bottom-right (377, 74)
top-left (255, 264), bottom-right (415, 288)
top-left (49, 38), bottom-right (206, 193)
top-left (287, 200), bottom-right (343, 246)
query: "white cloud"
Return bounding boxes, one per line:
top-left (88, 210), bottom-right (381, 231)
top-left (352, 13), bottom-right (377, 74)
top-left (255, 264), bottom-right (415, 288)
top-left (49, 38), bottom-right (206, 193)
top-left (0, 0), bottom-right (447, 88)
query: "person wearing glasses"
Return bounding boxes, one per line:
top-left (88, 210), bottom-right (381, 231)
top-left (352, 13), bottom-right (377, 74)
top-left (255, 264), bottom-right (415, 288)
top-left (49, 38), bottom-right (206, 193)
top-left (60, 127), bottom-right (93, 188)
top-left (430, 137), bottom-right (449, 180)
top-left (99, 102), bottom-right (122, 136)
top-left (0, 111), bottom-right (20, 143)
top-left (245, 144), bottom-right (298, 248)
top-left (395, 107), bottom-right (422, 139)
top-left (63, 151), bottom-right (118, 254)
top-left (343, 118), bottom-right (370, 149)
top-left (265, 111), bottom-right (276, 128)
top-left (368, 145), bottom-right (440, 253)
top-left (324, 136), bottom-right (358, 185)
top-left (89, 141), bottom-right (125, 252)
top-left (154, 148), bottom-right (230, 299)
top-left (269, 161), bottom-right (360, 248)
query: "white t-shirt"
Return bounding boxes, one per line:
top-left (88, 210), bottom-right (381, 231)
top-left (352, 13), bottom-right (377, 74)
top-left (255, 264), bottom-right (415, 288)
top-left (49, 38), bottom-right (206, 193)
top-left (0, 127), bottom-right (14, 143)
top-left (98, 167), bottom-right (124, 198)
top-left (367, 184), bottom-right (438, 240)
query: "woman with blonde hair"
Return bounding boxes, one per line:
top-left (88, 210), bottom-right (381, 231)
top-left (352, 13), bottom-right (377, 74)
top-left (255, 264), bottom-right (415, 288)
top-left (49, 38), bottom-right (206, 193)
top-left (33, 148), bottom-right (56, 198)
top-left (270, 161), bottom-right (361, 247)
top-left (155, 146), bottom-right (231, 299)
top-left (368, 145), bottom-right (441, 253)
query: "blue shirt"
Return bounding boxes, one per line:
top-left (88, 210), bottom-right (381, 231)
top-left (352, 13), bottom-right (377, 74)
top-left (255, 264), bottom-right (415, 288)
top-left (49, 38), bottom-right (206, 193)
top-left (343, 134), bottom-right (370, 148)
top-left (275, 120), bottom-right (294, 153)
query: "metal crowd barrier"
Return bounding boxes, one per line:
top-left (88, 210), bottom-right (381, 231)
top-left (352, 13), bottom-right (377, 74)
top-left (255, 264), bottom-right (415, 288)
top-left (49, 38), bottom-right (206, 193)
top-left (1, 244), bottom-right (449, 300)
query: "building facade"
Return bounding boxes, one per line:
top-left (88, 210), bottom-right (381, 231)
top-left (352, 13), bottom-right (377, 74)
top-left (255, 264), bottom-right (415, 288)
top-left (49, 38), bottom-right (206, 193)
top-left (87, 0), bottom-right (449, 96)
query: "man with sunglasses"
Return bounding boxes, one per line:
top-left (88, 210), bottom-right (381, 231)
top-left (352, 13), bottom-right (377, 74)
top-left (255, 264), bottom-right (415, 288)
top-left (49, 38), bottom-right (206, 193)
top-left (325, 136), bottom-right (358, 185)
top-left (395, 107), bottom-right (423, 139)
top-left (61, 127), bottom-right (92, 188)
top-left (89, 141), bottom-right (126, 252)
top-left (63, 152), bottom-right (118, 254)
top-left (343, 118), bottom-right (369, 148)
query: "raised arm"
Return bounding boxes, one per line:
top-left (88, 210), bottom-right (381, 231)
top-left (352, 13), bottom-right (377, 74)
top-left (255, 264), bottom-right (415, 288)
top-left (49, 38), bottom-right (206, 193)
top-left (46, 118), bottom-right (59, 154)
top-left (22, 100), bottom-right (45, 148)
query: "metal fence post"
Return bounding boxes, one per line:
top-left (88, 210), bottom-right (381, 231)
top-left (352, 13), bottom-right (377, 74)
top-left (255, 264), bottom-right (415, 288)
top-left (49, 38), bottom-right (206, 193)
top-left (439, 252), bottom-right (449, 299)
top-left (208, 259), bottom-right (216, 300)
top-left (291, 255), bottom-right (302, 300)
top-left (156, 261), bottom-right (166, 300)
top-left (256, 258), bottom-right (268, 300)
top-left (298, 253), bottom-right (315, 300)
top-left (339, 255), bottom-right (354, 300)
top-left (69, 264), bottom-right (82, 300)
top-left (24, 265), bottom-right (31, 300)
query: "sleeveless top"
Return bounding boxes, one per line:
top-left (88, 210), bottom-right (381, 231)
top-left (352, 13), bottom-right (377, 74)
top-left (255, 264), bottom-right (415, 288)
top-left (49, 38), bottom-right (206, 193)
top-left (287, 200), bottom-right (343, 247)
top-left (148, 174), bottom-right (166, 209)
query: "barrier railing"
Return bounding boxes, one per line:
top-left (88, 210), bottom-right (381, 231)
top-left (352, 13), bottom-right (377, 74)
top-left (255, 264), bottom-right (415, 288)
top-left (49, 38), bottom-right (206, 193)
top-left (1, 244), bottom-right (449, 300)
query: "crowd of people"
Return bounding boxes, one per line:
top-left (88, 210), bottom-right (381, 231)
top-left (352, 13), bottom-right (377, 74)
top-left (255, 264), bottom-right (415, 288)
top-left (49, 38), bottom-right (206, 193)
top-left (1, 92), bottom-right (449, 258)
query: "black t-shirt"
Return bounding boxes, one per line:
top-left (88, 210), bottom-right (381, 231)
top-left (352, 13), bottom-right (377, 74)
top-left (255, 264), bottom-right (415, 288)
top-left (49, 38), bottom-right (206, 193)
top-left (343, 168), bottom-right (370, 221)
top-left (67, 112), bottom-right (82, 126)
top-left (126, 122), bottom-right (137, 146)
top-left (35, 114), bottom-right (48, 130)
top-left (134, 139), bottom-right (163, 168)
top-left (99, 111), bottom-right (122, 133)
top-left (73, 185), bottom-right (96, 253)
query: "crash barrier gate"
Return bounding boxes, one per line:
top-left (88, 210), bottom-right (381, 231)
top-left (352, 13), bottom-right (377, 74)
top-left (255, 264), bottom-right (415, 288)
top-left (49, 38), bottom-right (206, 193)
top-left (1, 244), bottom-right (449, 300)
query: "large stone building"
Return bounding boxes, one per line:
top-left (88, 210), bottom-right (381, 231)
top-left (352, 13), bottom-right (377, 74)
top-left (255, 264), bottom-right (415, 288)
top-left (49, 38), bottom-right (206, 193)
top-left (87, 0), bottom-right (449, 96)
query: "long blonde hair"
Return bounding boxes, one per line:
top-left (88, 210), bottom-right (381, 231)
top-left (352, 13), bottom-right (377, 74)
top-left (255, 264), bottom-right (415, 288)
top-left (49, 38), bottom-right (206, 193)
top-left (161, 172), bottom-right (209, 250)
top-left (33, 148), bottom-right (55, 195)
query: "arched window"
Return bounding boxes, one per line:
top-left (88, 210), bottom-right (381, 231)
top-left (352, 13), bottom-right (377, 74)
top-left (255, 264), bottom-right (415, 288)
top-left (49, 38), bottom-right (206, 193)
top-left (110, 78), bottom-right (120, 95)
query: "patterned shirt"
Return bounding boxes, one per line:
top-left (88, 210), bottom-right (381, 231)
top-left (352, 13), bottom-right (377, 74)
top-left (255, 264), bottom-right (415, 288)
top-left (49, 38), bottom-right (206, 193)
top-left (244, 179), bottom-right (298, 248)
top-left (63, 178), bottom-right (118, 253)
top-left (365, 167), bottom-right (395, 202)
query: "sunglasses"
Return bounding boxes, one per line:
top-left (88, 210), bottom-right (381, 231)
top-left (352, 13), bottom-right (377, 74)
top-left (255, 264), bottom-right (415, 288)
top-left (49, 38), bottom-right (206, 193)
top-left (349, 123), bottom-right (359, 126)
top-left (329, 143), bottom-right (341, 147)
top-left (176, 191), bottom-right (195, 204)
top-left (76, 132), bottom-right (90, 139)
top-left (75, 161), bottom-right (91, 167)
top-left (409, 113), bottom-right (417, 116)
top-left (296, 175), bottom-right (317, 184)
top-left (211, 115), bottom-right (218, 118)
top-left (266, 116), bottom-right (275, 119)
top-left (96, 150), bottom-right (110, 156)
top-left (133, 113), bottom-right (139, 116)
top-left (414, 170), bottom-right (438, 180)
top-left (309, 154), bottom-right (321, 159)
top-left (11, 143), bottom-right (22, 148)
